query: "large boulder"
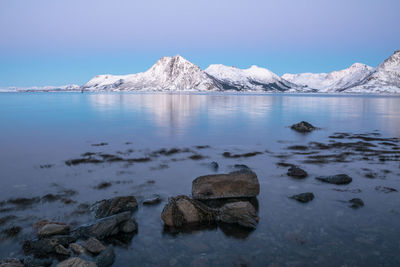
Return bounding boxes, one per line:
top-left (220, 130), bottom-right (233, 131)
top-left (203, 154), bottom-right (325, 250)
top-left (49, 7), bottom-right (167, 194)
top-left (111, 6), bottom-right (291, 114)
top-left (161, 195), bottom-right (216, 227)
top-left (56, 257), bottom-right (97, 267)
top-left (72, 211), bottom-right (136, 240)
top-left (316, 174), bottom-right (352, 185)
top-left (192, 171), bottom-right (260, 200)
top-left (290, 121), bottom-right (316, 133)
top-left (91, 196), bottom-right (138, 219)
top-left (217, 201), bottom-right (259, 229)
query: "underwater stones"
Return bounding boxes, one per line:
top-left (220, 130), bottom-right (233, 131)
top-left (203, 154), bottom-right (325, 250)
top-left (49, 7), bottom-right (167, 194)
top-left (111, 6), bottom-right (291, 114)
top-left (349, 198), bottom-right (364, 209)
top-left (192, 171), bottom-right (260, 200)
top-left (290, 121), bottom-right (317, 133)
top-left (161, 195), bottom-right (216, 227)
top-left (287, 166), bottom-right (308, 179)
top-left (91, 196), bottom-right (138, 219)
top-left (375, 186), bottom-right (398, 193)
top-left (316, 174), bottom-right (352, 185)
top-left (217, 201), bottom-right (259, 229)
top-left (289, 193), bottom-right (315, 203)
top-left (143, 196), bottom-right (162, 206)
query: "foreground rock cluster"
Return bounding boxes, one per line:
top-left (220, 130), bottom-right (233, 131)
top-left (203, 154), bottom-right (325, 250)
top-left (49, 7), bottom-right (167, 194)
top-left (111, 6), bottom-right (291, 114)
top-left (161, 170), bottom-right (260, 229)
top-left (2, 196), bottom-right (139, 267)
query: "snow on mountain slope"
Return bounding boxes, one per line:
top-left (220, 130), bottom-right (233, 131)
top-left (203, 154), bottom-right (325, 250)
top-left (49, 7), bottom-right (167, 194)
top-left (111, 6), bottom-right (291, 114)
top-left (344, 50), bottom-right (400, 93)
top-left (11, 84), bottom-right (81, 92)
top-left (282, 63), bottom-right (374, 92)
top-left (83, 55), bottom-right (224, 91)
top-left (205, 64), bottom-right (303, 92)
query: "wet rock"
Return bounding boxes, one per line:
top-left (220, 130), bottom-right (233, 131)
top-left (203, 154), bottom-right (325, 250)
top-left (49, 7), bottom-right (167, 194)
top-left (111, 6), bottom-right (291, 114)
top-left (91, 196), bottom-right (138, 219)
top-left (56, 257), bottom-right (97, 267)
top-left (290, 193), bottom-right (315, 203)
top-left (94, 182), bottom-right (112, 190)
top-left (209, 161), bottom-right (219, 171)
top-left (375, 186), bottom-right (398, 193)
top-left (72, 211), bottom-right (133, 240)
top-left (290, 121), bottom-right (316, 133)
top-left (0, 215), bottom-right (17, 226)
top-left (349, 198), bottom-right (364, 208)
top-left (95, 246), bottom-right (115, 267)
top-left (287, 166), bottom-right (308, 179)
top-left (233, 164), bottom-right (251, 171)
top-left (22, 255), bottom-right (53, 267)
top-left (217, 201), bottom-right (259, 229)
top-left (83, 238), bottom-right (106, 255)
top-left (38, 223), bottom-right (70, 237)
top-left (192, 171), bottom-right (260, 200)
top-left (189, 154), bottom-right (206, 160)
top-left (55, 244), bottom-right (71, 256)
top-left (161, 195), bottom-right (216, 227)
top-left (119, 219), bottom-right (138, 233)
top-left (316, 174), bottom-right (352, 185)
top-left (69, 243), bottom-right (86, 255)
top-left (287, 145), bottom-right (309, 151)
top-left (0, 258), bottom-right (24, 267)
top-left (143, 196), bottom-right (162, 205)
top-left (23, 235), bottom-right (77, 257)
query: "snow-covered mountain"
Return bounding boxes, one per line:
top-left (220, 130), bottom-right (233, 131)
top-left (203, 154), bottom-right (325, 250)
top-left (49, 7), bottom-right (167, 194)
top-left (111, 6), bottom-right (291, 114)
top-left (205, 64), bottom-right (306, 92)
top-left (83, 55), bottom-right (225, 91)
top-left (344, 50), bottom-right (400, 93)
top-left (282, 63), bottom-right (374, 92)
top-left (9, 84), bottom-right (81, 92)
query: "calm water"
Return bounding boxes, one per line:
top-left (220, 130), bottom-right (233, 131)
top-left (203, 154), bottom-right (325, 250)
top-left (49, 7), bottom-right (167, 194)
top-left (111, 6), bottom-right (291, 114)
top-left (0, 92), bottom-right (400, 266)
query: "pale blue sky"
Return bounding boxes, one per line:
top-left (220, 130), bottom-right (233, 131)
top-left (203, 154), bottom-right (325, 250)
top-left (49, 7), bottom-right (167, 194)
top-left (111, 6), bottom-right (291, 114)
top-left (0, 0), bottom-right (399, 87)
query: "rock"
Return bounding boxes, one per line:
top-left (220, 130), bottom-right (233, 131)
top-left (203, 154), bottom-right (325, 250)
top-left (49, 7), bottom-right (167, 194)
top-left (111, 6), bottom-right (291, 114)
top-left (349, 198), bottom-right (364, 208)
top-left (290, 121), bottom-right (316, 133)
top-left (56, 257), bottom-right (97, 267)
top-left (91, 196), bottom-right (138, 219)
top-left (96, 246), bottom-right (115, 267)
top-left (192, 171), bottom-right (260, 200)
top-left (210, 161), bottom-right (219, 171)
top-left (120, 219), bottom-right (138, 233)
top-left (38, 223), bottom-right (70, 237)
top-left (55, 244), bottom-right (71, 256)
top-left (82, 238), bottom-right (106, 255)
top-left (69, 243), bottom-right (86, 255)
top-left (233, 164), bottom-right (251, 171)
top-left (316, 174), bottom-right (352, 185)
top-left (290, 193), bottom-right (315, 203)
top-left (72, 211), bottom-right (133, 240)
top-left (375, 186), bottom-right (398, 193)
top-left (287, 166), bottom-right (308, 179)
top-left (217, 201), bottom-right (259, 229)
top-left (143, 196), bottom-right (162, 205)
top-left (0, 258), bottom-right (24, 267)
top-left (23, 256), bottom-right (53, 267)
top-left (23, 235), bottom-right (77, 257)
top-left (161, 195), bottom-right (216, 227)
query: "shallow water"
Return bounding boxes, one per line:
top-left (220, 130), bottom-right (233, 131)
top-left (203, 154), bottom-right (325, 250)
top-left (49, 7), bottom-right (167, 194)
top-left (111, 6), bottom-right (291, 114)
top-left (0, 92), bottom-right (400, 266)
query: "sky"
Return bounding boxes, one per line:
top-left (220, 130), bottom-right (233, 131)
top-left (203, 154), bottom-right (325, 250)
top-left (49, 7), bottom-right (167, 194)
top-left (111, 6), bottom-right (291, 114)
top-left (0, 0), bottom-right (399, 87)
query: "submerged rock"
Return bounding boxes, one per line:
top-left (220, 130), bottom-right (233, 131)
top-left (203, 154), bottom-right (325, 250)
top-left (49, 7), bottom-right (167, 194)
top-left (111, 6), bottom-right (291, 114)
top-left (143, 196), bottom-right (162, 205)
top-left (22, 256), bottom-right (53, 267)
top-left (316, 174), bottom-right (352, 185)
top-left (56, 257), bottom-right (97, 267)
top-left (83, 238), bottom-right (106, 255)
top-left (72, 211), bottom-right (135, 240)
top-left (290, 121), bottom-right (317, 133)
top-left (349, 198), bottom-right (364, 208)
top-left (287, 166), bottom-right (308, 179)
top-left (217, 201), bottom-right (259, 229)
top-left (192, 171), bottom-right (260, 200)
top-left (210, 161), bottom-right (219, 171)
top-left (91, 196), bottom-right (138, 219)
top-left (375, 186), bottom-right (398, 193)
top-left (161, 195), bottom-right (216, 227)
top-left (290, 193), bottom-right (315, 203)
top-left (96, 246), bottom-right (115, 267)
